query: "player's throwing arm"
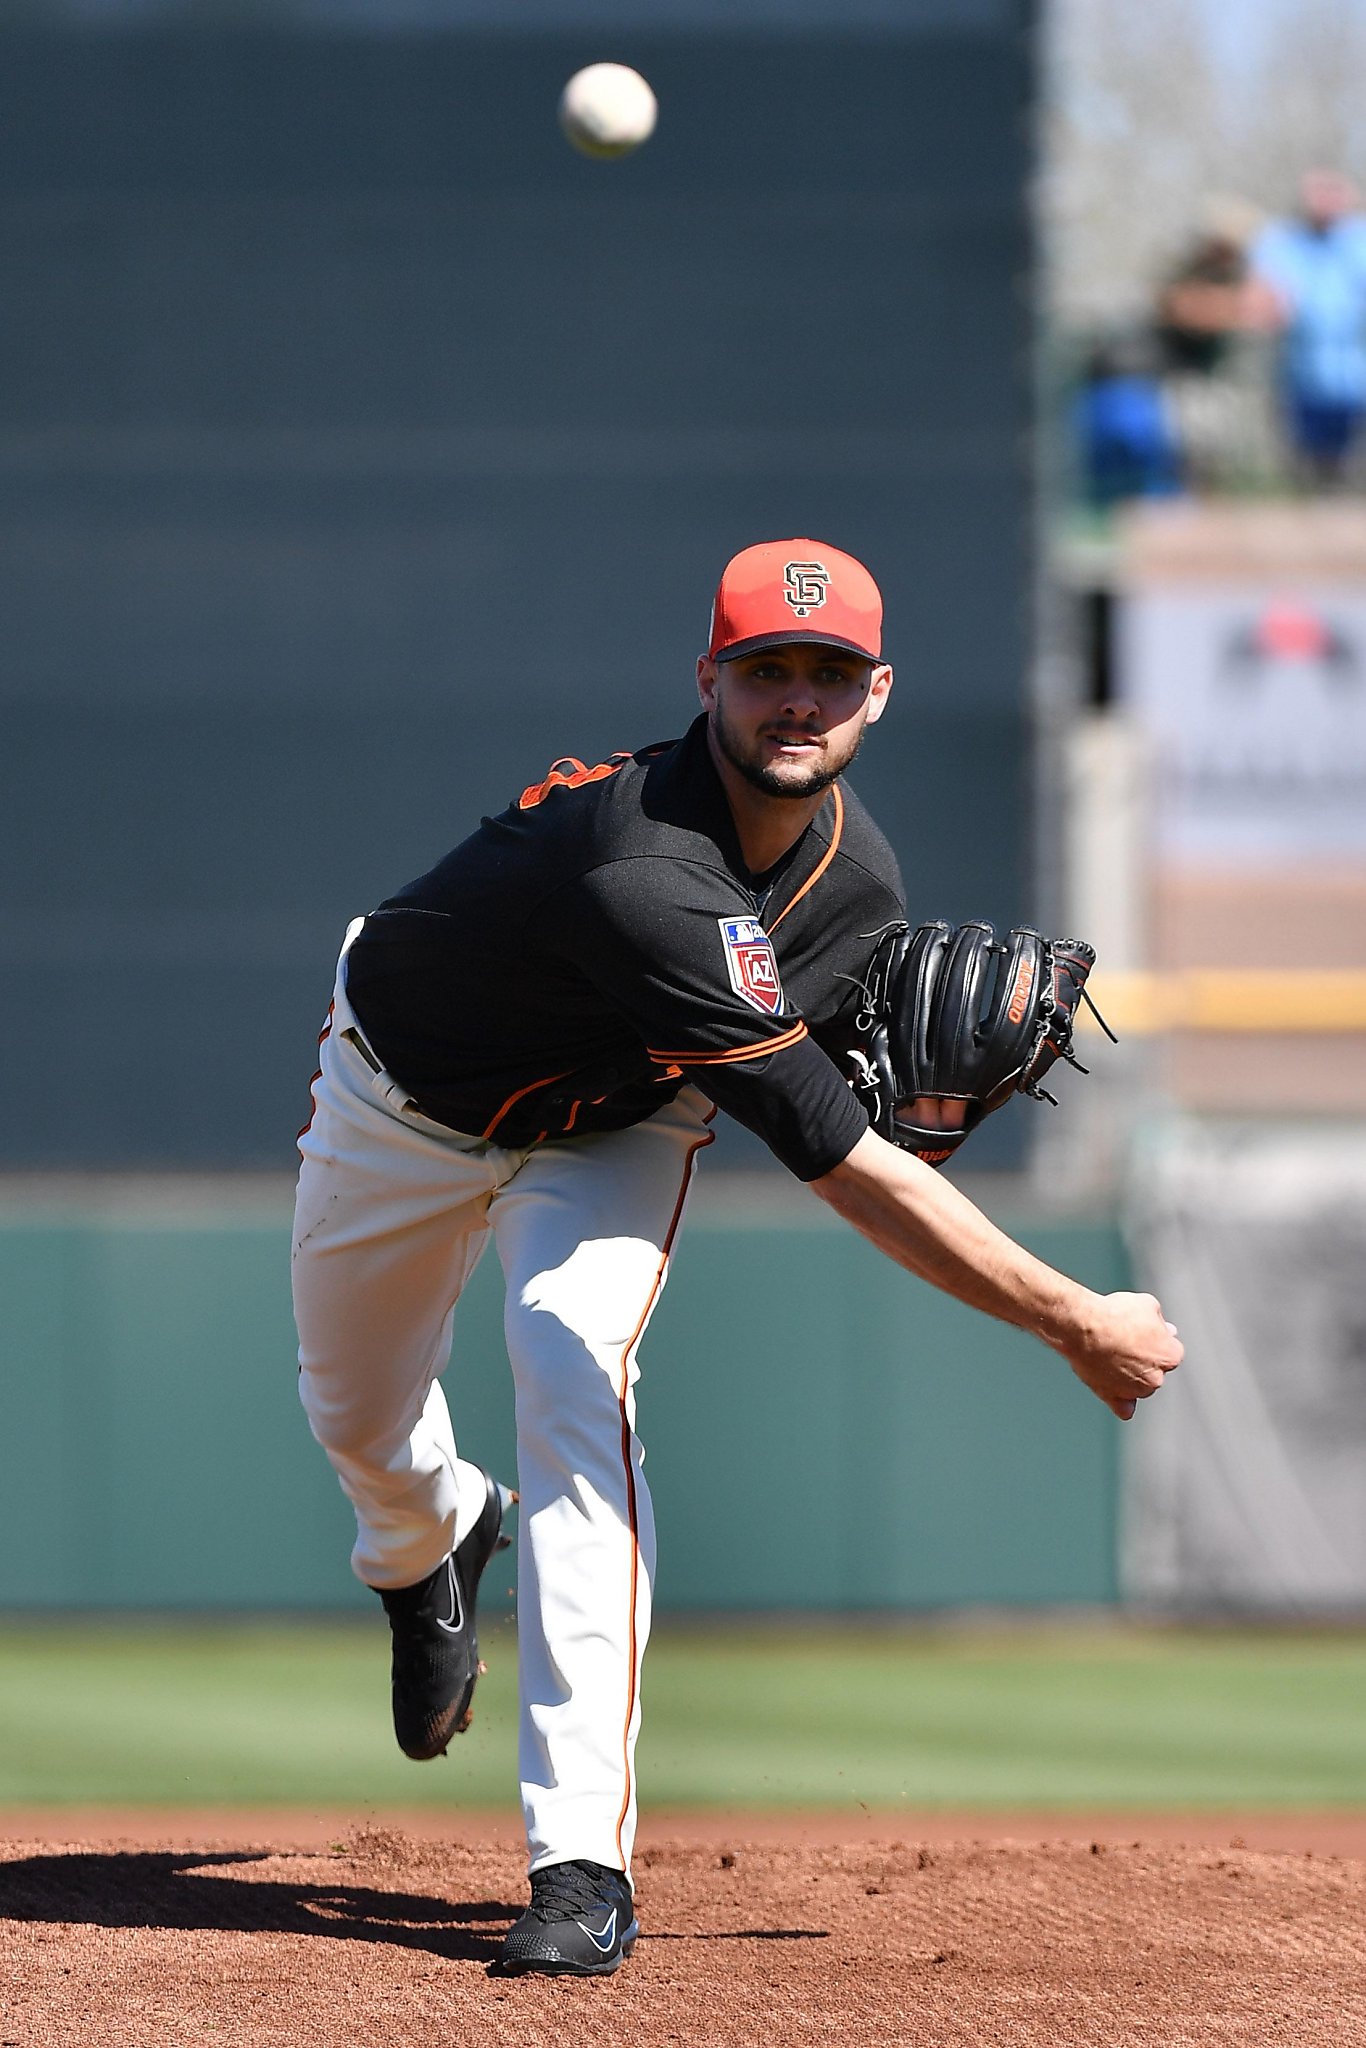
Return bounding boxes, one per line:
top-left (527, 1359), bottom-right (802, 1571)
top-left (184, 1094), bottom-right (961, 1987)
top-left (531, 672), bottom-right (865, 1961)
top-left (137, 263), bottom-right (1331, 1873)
top-left (812, 1133), bottom-right (1181, 1420)
top-left (822, 914), bottom-right (1182, 1417)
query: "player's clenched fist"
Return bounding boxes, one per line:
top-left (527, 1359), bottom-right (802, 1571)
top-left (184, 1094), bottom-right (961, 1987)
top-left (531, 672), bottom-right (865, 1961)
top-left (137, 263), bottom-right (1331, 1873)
top-left (1055, 1291), bottom-right (1183, 1420)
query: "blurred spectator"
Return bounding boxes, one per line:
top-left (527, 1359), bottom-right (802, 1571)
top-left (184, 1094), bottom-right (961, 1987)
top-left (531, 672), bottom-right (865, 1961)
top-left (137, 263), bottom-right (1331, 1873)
top-left (1074, 333), bottom-right (1182, 510)
top-left (1253, 170), bottom-right (1366, 487)
top-left (1156, 198), bottom-right (1280, 490)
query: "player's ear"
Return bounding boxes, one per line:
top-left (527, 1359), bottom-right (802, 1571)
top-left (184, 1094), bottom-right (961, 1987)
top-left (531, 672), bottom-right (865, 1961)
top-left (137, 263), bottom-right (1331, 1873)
top-left (865, 663), bottom-right (894, 724)
top-left (697, 655), bottom-right (720, 710)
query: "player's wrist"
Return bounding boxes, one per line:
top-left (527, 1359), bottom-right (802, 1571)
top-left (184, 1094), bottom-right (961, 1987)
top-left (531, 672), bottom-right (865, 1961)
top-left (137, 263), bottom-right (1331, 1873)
top-left (1035, 1280), bottom-right (1103, 1358)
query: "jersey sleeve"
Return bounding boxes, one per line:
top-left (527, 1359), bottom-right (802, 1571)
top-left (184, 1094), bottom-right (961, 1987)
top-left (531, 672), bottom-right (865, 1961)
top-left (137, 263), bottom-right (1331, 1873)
top-left (697, 1030), bottom-right (869, 1180)
top-left (553, 858), bottom-right (869, 1179)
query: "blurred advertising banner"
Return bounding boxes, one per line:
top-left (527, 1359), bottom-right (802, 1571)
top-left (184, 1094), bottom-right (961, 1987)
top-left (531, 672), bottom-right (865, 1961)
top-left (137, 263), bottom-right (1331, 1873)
top-left (1124, 1122), bottom-right (1366, 1612)
top-left (1092, 504), bottom-right (1366, 1115)
top-left (1121, 587), bottom-right (1366, 863)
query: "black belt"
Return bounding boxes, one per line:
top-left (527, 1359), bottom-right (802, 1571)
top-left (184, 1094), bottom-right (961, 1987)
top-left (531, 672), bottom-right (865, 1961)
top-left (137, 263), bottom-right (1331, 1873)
top-left (341, 1025), bottom-right (382, 1074)
top-left (341, 1025), bottom-right (427, 1118)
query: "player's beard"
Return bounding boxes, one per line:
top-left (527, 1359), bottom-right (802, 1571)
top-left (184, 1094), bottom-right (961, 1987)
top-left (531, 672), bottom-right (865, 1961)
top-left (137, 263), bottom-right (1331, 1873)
top-left (710, 701), bottom-right (864, 799)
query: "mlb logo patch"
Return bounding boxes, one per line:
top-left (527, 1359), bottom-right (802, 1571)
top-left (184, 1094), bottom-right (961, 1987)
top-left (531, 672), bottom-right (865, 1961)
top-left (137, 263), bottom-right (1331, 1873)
top-left (718, 915), bottom-right (784, 1016)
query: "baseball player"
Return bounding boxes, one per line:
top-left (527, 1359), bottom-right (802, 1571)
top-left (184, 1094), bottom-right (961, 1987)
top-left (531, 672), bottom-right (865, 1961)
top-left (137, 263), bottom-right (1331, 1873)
top-left (292, 539), bottom-right (1181, 1977)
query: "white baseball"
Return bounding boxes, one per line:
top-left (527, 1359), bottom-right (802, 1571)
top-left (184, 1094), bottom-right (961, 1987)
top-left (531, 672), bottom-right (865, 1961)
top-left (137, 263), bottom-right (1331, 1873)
top-left (558, 63), bottom-right (657, 160)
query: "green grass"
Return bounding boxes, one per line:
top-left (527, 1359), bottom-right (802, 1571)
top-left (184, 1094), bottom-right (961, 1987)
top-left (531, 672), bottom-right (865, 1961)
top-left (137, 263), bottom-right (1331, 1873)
top-left (1, 1620), bottom-right (1365, 1810)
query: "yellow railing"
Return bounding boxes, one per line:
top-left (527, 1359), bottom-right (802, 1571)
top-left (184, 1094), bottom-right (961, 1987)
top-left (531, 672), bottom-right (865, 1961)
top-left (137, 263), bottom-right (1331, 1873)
top-left (1081, 970), bottom-right (1366, 1034)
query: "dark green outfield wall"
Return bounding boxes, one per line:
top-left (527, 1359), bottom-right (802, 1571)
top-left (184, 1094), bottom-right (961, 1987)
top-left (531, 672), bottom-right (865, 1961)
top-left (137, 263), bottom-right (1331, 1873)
top-left (0, 1177), bottom-right (1125, 1613)
top-left (0, 9), bottom-right (1035, 1174)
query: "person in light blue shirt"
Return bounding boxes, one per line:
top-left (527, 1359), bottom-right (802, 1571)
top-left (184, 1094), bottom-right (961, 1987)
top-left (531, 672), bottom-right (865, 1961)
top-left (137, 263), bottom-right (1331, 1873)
top-left (1254, 169), bottom-right (1366, 483)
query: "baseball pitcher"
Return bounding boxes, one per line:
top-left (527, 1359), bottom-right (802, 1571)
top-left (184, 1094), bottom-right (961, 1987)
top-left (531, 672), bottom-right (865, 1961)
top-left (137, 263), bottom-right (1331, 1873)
top-left (292, 539), bottom-right (1181, 1976)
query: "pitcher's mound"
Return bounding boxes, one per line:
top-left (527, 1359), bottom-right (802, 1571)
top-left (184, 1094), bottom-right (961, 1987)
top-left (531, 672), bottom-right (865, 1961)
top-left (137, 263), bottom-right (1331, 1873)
top-left (3, 1826), bottom-right (1364, 2045)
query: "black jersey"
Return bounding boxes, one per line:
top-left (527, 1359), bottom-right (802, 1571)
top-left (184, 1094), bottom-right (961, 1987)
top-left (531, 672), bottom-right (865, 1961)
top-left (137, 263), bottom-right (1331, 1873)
top-left (344, 713), bottom-right (906, 1181)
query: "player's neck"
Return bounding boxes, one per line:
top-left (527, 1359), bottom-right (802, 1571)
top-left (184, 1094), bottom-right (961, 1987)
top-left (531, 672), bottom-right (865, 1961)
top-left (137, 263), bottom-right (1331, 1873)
top-left (708, 744), bottom-right (829, 875)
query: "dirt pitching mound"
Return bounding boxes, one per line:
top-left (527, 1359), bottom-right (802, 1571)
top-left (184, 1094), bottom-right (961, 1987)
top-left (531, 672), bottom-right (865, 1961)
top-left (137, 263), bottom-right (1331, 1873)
top-left (2, 1826), bottom-right (1364, 2046)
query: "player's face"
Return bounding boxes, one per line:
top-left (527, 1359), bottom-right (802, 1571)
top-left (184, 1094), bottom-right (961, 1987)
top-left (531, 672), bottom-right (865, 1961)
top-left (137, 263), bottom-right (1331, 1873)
top-left (698, 644), bottom-right (893, 800)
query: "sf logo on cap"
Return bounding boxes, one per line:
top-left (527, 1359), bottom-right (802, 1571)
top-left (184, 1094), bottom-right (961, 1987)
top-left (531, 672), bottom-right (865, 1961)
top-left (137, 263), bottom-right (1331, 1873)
top-left (783, 561), bottom-right (829, 617)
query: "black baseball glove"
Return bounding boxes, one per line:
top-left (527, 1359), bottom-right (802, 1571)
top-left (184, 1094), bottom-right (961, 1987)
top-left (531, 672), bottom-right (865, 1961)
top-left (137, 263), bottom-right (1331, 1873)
top-left (840, 919), bottom-right (1111, 1164)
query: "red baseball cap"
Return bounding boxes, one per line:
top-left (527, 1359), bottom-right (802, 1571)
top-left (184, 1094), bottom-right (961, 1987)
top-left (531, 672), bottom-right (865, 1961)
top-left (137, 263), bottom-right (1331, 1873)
top-left (707, 538), bottom-right (883, 665)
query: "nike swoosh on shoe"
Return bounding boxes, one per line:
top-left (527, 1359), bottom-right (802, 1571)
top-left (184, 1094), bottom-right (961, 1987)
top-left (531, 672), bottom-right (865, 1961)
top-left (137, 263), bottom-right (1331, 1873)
top-left (434, 1554), bottom-right (465, 1636)
top-left (576, 1909), bottom-right (618, 1953)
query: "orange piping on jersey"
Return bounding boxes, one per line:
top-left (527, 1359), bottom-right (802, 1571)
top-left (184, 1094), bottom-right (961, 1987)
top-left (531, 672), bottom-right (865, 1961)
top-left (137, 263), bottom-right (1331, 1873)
top-left (767, 782), bottom-right (844, 935)
top-left (481, 1069), bottom-right (574, 1141)
top-left (613, 1114), bottom-right (717, 1869)
top-left (518, 751), bottom-right (633, 810)
top-left (646, 1018), bottom-right (809, 1066)
top-left (562, 1099), bottom-right (581, 1134)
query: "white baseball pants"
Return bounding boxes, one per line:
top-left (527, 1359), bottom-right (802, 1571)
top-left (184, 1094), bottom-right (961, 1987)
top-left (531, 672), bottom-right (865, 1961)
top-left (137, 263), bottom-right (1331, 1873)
top-left (292, 924), bottom-right (714, 1876)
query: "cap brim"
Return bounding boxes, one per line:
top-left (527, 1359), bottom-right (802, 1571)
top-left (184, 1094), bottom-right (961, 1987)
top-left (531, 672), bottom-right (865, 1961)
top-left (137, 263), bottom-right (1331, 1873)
top-left (711, 630), bottom-right (881, 664)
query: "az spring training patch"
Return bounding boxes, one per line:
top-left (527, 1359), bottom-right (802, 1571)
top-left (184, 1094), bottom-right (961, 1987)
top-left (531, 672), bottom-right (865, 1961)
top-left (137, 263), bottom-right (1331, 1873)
top-left (718, 915), bottom-right (784, 1016)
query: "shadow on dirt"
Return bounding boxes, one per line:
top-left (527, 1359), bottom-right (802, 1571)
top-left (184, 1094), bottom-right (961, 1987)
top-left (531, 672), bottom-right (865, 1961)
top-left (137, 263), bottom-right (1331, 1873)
top-left (0, 1851), bottom-right (515, 1965)
top-left (650, 1928), bottom-right (828, 1941)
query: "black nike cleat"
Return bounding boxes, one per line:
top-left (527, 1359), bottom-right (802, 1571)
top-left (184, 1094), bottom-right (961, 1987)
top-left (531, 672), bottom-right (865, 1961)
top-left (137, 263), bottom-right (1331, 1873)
top-left (378, 1470), bottom-right (515, 1761)
top-left (499, 1859), bottom-right (639, 1977)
